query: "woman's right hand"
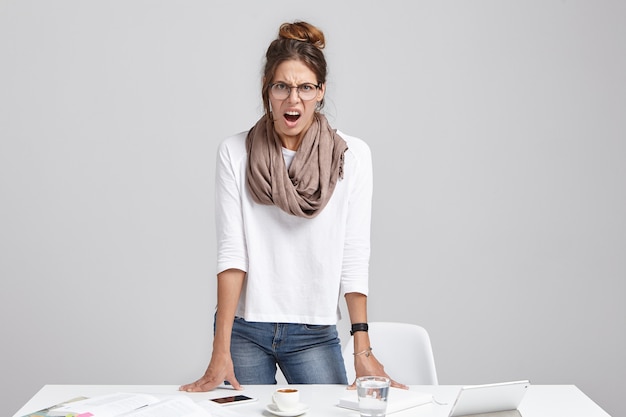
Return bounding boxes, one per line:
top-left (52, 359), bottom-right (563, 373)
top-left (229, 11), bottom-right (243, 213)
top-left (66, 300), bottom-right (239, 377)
top-left (181, 269), bottom-right (245, 392)
top-left (179, 350), bottom-right (242, 392)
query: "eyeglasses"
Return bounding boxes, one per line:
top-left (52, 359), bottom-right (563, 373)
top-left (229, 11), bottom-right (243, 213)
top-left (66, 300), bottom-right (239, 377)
top-left (269, 82), bottom-right (321, 101)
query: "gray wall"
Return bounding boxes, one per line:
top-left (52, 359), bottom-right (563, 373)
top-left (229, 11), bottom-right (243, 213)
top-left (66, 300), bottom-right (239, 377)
top-left (1, 1), bottom-right (624, 416)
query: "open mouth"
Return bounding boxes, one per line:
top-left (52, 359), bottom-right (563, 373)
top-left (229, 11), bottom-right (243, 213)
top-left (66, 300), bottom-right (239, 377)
top-left (284, 111), bottom-right (301, 123)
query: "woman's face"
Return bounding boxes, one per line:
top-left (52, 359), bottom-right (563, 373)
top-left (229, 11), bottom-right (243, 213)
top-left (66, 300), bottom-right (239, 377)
top-left (269, 59), bottom-right (325, 150)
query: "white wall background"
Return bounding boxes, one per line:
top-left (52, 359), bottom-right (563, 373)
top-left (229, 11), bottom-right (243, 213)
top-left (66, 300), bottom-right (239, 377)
top-left (1, 1), bottom-right (624, 416)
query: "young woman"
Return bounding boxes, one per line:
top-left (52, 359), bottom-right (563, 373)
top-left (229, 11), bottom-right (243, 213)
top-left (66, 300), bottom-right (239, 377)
top-left (181, 21), bottom-right (404, 391)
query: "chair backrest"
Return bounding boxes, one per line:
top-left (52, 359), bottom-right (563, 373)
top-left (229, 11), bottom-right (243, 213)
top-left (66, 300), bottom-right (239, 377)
top-left (342, 321), bottom-right (438, 385)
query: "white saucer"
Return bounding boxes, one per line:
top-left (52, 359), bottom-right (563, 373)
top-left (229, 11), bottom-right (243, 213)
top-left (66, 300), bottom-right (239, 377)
top-left (265, 403), bottom-right (310, 416)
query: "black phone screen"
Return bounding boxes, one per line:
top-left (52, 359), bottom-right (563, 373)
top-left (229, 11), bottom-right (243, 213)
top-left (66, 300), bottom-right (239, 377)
top-left (211, 395), bottom-right (254, 404)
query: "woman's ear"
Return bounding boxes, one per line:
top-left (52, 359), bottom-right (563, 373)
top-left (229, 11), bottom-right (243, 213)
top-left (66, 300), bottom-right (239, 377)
top-left (317, 82), bottom-right (326, 101)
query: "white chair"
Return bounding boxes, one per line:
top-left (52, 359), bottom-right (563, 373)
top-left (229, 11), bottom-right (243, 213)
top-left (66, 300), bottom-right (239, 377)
top-left (342, 322), bottom-right (438, 385)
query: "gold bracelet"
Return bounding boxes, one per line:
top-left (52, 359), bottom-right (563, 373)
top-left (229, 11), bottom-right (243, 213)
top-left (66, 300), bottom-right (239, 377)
top-left (353, 347), bottom-right (372, 357)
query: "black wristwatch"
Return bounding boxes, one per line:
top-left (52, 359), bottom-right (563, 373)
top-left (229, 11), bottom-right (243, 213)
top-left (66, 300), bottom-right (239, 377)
top-left (350, 322), bottom-right (369, 335)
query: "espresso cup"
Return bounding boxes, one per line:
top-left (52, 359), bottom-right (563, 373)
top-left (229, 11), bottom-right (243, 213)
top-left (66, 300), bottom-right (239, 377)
top-left (272, 388), bottom-right (300, 411)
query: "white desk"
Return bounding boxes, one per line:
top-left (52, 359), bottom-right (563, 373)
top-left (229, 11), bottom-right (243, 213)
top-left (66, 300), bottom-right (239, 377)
top-left (12, 384), bottom-right (611, 417)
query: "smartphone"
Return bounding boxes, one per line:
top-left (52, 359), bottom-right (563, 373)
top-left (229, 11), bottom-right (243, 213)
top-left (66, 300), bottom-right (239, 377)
top-left (210, 394), bottom-right (257, 406)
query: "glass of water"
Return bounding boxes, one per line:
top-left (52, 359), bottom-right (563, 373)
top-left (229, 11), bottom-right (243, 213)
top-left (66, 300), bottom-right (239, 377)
top-left (356, 376), bottom-right (390, 417)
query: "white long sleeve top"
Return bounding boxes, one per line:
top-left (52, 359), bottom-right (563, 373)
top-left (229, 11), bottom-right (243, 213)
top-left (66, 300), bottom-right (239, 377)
top-left (215, 129), bottom-right (372, 325)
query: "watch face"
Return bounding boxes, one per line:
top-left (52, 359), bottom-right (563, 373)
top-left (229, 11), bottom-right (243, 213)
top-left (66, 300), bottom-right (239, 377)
top-left (351, 323), bottom-right (369, 335)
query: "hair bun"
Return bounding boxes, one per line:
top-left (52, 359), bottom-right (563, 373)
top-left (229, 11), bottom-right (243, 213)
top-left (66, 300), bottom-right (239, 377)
top-left (278, 21), bottom-right (325, 49)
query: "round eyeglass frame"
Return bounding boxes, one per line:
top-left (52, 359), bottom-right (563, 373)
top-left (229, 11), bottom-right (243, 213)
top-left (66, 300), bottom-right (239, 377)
top-left (269, 82), bottom-right (322, 101)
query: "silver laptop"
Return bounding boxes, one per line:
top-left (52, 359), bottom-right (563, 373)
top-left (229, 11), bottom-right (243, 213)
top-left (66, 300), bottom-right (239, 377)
top-left (448, 380), bottom-right (530, 417)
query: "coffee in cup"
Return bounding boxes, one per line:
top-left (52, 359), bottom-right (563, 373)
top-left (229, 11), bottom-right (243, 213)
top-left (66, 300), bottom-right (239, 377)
top-left (272, 388), bottom-right (300, 411)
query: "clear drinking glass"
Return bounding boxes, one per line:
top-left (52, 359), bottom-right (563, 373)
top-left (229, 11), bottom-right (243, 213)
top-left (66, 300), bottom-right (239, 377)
top-left (356, 376), bottom-right (390, 417)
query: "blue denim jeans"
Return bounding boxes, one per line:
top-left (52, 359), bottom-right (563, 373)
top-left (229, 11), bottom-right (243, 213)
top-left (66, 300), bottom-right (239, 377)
top-left (225, 316), bottom-right (348, 385)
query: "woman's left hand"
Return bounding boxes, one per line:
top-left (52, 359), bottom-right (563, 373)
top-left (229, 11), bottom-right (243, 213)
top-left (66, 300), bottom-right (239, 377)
top-left (347, 350), bottom-right (408, 390)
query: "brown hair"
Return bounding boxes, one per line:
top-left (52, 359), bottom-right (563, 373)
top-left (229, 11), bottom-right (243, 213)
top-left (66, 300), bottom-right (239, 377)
top-left (261, 21), bottom-right (328, 119)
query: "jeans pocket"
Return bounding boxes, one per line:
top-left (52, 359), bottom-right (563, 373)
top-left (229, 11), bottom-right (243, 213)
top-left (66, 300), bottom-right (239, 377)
top-left (303, 324), bottom-right (331, 331)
